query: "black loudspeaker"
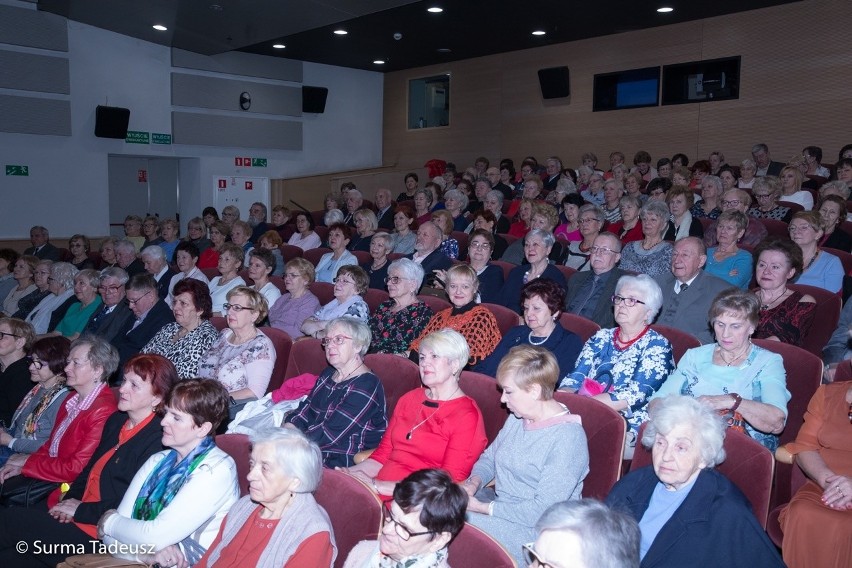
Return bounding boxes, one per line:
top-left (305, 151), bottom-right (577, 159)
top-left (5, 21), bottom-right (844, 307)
top-left (302, 86), bottom-right (328, 113)
top-left (94, 105), bottom-right (130, 139)
top-left (537, 67), bottom-right (571, 99)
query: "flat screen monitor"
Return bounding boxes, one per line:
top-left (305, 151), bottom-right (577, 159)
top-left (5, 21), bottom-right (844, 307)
top-left (662, 56), bottom-right (741, 105)
top-left (593, 67), bottom-right (660, 112)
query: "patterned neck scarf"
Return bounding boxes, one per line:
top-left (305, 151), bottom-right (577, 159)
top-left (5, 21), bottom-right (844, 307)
top-left (12, 381), bottom-right (68, 438)
top-left (49, 381), bottom-right (105, 457)
top-left (376, 548), bottom-right (448, 568)
top-left (132, 437), bottom-right (215, 520)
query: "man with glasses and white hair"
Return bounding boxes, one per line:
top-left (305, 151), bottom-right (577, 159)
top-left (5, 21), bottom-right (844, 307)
top-left (111, 273), bottom-right (175, 374)
top-left (565, 233), bottom-right (625, 329)
top-left (83, 267), bottom-right (133, 342)
top-left (406, 222), bottom-right (452, 290)
top-left (140, 245), bottom-right (176, 300)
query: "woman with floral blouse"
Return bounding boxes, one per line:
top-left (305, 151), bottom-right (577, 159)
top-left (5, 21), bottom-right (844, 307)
top-left (369, 259), bottom-right (433, 354)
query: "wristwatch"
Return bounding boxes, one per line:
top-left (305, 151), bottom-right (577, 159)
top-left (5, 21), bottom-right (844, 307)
top-left (729, 393), bottom-right (743, 412)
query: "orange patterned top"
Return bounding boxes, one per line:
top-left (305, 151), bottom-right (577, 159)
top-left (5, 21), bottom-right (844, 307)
top-left (409, 305), bottom-right (502, 366)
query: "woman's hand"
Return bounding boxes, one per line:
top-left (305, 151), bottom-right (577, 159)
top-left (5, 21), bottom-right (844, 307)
top-left (49, 498), bottom-right (81, 523)
top-left (0, 454), bottom-right (27, 482)
top-left (460, 476), bottom-right (481, 497)
top-left (697, 394), bottom-right (736, 412)
top-left (96, 509), bottom-right (117, 540)
top-left (466, 495), bottom-right (492, 515)
top-left (821, 474), bottom-right (852, 510)
top-left (0, 429), bottom-right (12, 446)
top-left (149, 544), bottom-right (189, 568)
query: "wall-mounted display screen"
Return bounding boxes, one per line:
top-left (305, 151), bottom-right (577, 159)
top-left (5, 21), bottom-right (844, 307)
top-left (593, 67), bottom-right (660, 112)
top-left (662, 56), bottom-right (741, 105)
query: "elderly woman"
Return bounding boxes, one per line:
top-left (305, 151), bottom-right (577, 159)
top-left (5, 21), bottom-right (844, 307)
top-left (476, 279), bottom-right (582, 378)
top-left (508, 198), bottom-right (535, 239)
top-left (288, 211), bottom-right (321, 251)
top-left (690, 175), bottom-right (723, 219)
top-left (0, 336), bottom-right (118, 506)
top-left (431, 210), bottom-right (460, 260)
top-left (167, 240), bottom-right (209, 299)
top-left (369, 259), bottom-right (433, 354)
top-left (25, 262), bottom-right (77, 334)
top-left (483, 189), bottom-right (511, 233)
top-left (271, 205), bottom-right (292, 239)
top-left (818, 195), bottom-right (852, 251)
top-left (349, 208), bottom-right (379, 252)
top-left (664, 185), bottom-right (703, 241)
top-left (606, 395), bottom-right (784, 567)
top-left (362, 232), bottom-right (393, 290)
top-left (198, 287), bottom-right (275, 404)
top-left (391, 205), bottom-right (418, 254)
top-left (247, 248), bottom-right (282, 308)
top-left (268, 258), bottom-right (321, 338)
top-left (94, 379), bottom-right (238, 568)
top-left (11, 260), bottom-right (51, 320)
top-left (624, 171), bottom-right (645, 202)
top-left (256, 230), bottom-right (285, 277)
top-left (340, 329), bottom-right (488, 495)
top-left (779, 165), bottom-right (814, 210)
top-left (208, 242), bottom-right (246, 316)
top-left (654, 289), bottom-right (790, 450)
top-left (619, 201), bottom-right (674, 278)
top-left (465, 229), bottom-right (504, 303)
top-left (198, 220), bottom-right (229, 270)
top-left (0, 318), bottom-right (37, 427)
top-left (738, 158), bottom-right (758, 189)
top-left (193, 428), bottom-right (335, 567)
top-left (142, 279), bottom-right (219, 379)
top-left (67, 235), bottom-right (94, 270)
top-left (413, 188), bottom-right (435, 226)
top-left (50, 268), bottom-right (103, 339)
top-left (789, 211), bottom-right (843, 293)
top-left (410, 265), bottom-right (501, 366)
top-left (717, 165), bottom-right (739, 193)
top-left (443, 188), bottom-right (470, 232)
top-left (705, 210), bottom-right (753, 289)
top-left (344, 469), bottom-right (467, 568)
top-left (2, 255), bottom-right (37, 317)
top-left (186, 216), bottom-right (212, 254)
top-left (464, 346), bottom-right (589, 565)
top-left (469, 210), bottom-right (508, 260)
top-left (501, 230), bottom-right (569, 314)
top-left (560, 274), bottom-right (674, 455)
top-left (565, 204), bottom-right (604, 271)
top-left (398, 172), bottom-right (419, 202)
top-left (142, 216), bottom-right (164, 248)
top-left (0, 336), bottom-right (69, 467)
top-left (315, 223), bottom-right (358, 284)
top-left (502, 203), bottom-right (563, 265)
top-left (751, 238), bottom-right (816, 344)
top-left (287, 318), bottom-right (387, 466)
top-left (555, 193), bottom-right (585, 242)
top-left (601, 179), bottom-right (624, 224)
top-left (747, 176), bottom-right (792, 222)
top-left (608, 195), bottom-right (644, 244)
top-left (230, 220), bottom-right (254, 261)
top-left (302, 265), bottom-right (369, 340)
top-left (159, 218), bottom-right (181, 262)
top-left (98, 238), bottom-right (118, 269)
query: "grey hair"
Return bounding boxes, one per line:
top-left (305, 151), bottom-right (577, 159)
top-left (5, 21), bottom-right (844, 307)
top-left (486, 190), bottom-right (504, 206)
top-left (71, 335), bottom-right (119, 382)
top-left (612, 163), bottom-right (628, 174)
top-left (579, 204), bottom-right (605, 224)
top-left (535, 499), bottom-right (640, 568)
top-left (388, 258), bottom-right (425, 290)
top-left (444, 189), bottom-right (469, 212)
top-left (327, 317), bottom-right (372, 357)
top-left (475, 177), bottom-right (493, 190)
top-left (140, 245), bottom-right (166, 261)
top-left (639, 200), bottom-right (671, 237)
top-left (99, 266), bottom-right (129, 286)
top-left (370, 231), bottom-right (394, 249)
top-left (414, 188), bottom-right (434, 206)
top-left (556, 177), bottom-right (577, 194)
top-left (577, 165), bottom-right (594, 177)
top-left (50, 262), bottom-right (79, 290)
top-left (347, 189), bottom-right (363, 201)
top-left (740, 158), bottom-right (756, 170)
top-left (75, 268), bottom-right (101, 289)
top-left (820, 180), bottom-right (851, 200)
top-left (324, 209), bottom-right (345, 226)
top-left (419, 328), bottom-right (470, 374)
top-left (250, 427), bottom-right (323, 493)
top-left (222, 205), bottom-right (240, 219)
top-left (251, 201), bottom-right (268, 219)
top-left (703, 175), bottom-right (724, 193)
top-left (751, 143), bottom-right (769, 155)
top-left (355, 209), bottom-right (379, 232)
top-left (751, 177), bottom-right (775, 196)
top-left (619, 195), bottom-right (642, 210)
top-left (525, 228), bottom-right (556, 249)
top-left (615, 274), bottom-right (663, 323)
top-left (641, 394), bottom-right (727, 468)
top-left (114, 239), bottom-right (136, 255)
top-left (589, 173), bottom-right (604, 183)
top-left (603, 179), bottom-right (625, 193)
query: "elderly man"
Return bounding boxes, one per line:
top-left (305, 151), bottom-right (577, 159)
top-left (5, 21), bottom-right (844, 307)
top-left (543, 156), bottom-right (563, 192)
top-left (466, 177), bottom-right (491, 216)
top-left (751, 143), bottom-right (785, 177)
top-left (140, 245), bottom-right (177, 300)
top-left (703, 189), bottom-right (768, 248)
top-left (343, 189), bottom-right (364, 226)
top-left (114, 239), bottom-right (144, 277)
top-left (406, 221), bottom-right (452, 288)
top-left (374, 187), bottom-right (395, 230)
top-left (581, 174), bottom-right (605, 206)
top-left (111, 273), bottom-right (174, 375)
top-left (83, 267), bottom-right (133, 342)
top-left (653, 237), bottom-right (731, 344)
top-left (248, 201), bottom-right (273, 243)
top-left (565, 233), bottom-right (625, 329)
top-left (23, 226), bottom-right (60, 260)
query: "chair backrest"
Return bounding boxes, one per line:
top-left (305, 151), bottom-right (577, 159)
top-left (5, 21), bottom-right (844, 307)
top-left (481, 302), bottom-right (521, 336)
top-left (649, 324), bottom-right (701, 365)
top-left (259, 326), bottom-right (294, 393)
top-left (314, 468), bottom-right (384, 568)
top-left (269, 275), bottom-right (287, 295)
top-left (210, 316), bottom-right (228, 331)
top-left (448, 523), bottom-right (517, 568)
top-left (556, 264), bottom-right (576, 283)
top-left (835, 359), bottom-right (852, 382)
top-left (760, 218), bottom-right (791, 239)
top-left (787, 283), bottom-right (841, 358)
top-left (630, 425), bottom-right (775, 528)
top-left (778, 200), bottom-right (804, 215)
top-left (309, 281), bottom-right (336, 306)
top-left (215, 433), bottom-right (251, 497)
top-left (363, 288), bottom-right (390, 312)
top-left (314, 225), bottom-right (329, 243)
top-left (417, 294), bottom-right (452, 313)
top-left (279, 244), bottom-right (304, 262)
top-left (310, 210), bottom-right (326, 227)
top-left (451, 231), bottom-right (469, 253)
top-left (553, 392), bottom-right (626, 499)
top-left (351, 250), bottom-right (372, 266)
top-left (559, 313), bottom-right (600, 343)
top-left (201, 267), bottom-right (220, 280)
top-left (822, 247), bottom-right (852, 277)
top-left (490, 260), bottom-right (516, 280)
top-left (284, 337), bottom-right (327, 380)
top-left (304, 247), bottom-right (332, 267)
top-left (363, 353), bottom-right (421, 417)
top-left (460, 370), bottom-right (509, 444)
top-left (500, 233), bottom-right (519, 247)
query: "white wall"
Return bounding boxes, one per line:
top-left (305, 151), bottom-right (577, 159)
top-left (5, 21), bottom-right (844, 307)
top-left (0, 19), bottom-right (383, 239)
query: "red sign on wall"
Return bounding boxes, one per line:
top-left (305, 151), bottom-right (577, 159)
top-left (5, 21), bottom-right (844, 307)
top-left (235, 157), bottom-right (243, 166)
top-left (138, 169), bottom-right (147, 182)
top-left (218, 179), bottom-right (227, 190)
top-left (245, 181), bottom-right (253, 190)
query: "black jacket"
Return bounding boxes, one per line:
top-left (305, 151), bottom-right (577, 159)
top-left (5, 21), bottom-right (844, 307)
top-left (112, 300), bottom-right (175, 372)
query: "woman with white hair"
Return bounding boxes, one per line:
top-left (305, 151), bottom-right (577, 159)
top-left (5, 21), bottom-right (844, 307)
top-left (361, 232), bottom-right (394, 290)
top-left (605, 395), bottom-right (784, 567)
top-left (560, 274), bottom-right (674, 455)
top-left (738, 159), bottom-right (757, 189)
top-left (443, 189), bottom-right (470, 232)
top-left (25, 262), bottom-right (78, 334)
top-left (501, 229), bottom-right (568, 314)
top-left (369, 259), bottom-right (433, 354)
top-left (618, 201), bottom-right (674, 278)
top-left (348, 209), bottom-right (379, 252)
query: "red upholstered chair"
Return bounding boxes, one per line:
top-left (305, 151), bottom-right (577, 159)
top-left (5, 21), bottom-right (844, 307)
top-left (649, 324), bottom-right (701, 365)
top-left (387, 253), bottom-right (405, 262)
top-left (284, 337), bottom-right (327, 380)
top-left (481, 303), bottom-right (521, 336)
top-left (201, 267), bottom-right (220, 280)
top-left (460, 370), bottom-right (509, 445)
top-left (448, 523), bottom-right (517, 568)
top-left (556, 264), bottom-right (576, 283)
top-left (697, 217), bottom-right (713, 232)
top-left (778, 200), bottom-right (804, 215)
top-left (787, 283), bottom-right (841, 358)
top-left (215, 433), bottom-right (251, 497)
top-left (279, 244), bottom-right (304, 262)
top-left (363, 288), bottom-right (390, 312)
top-left (761, 219), bottom-right (791, 239)
top-left (277, 224), bottom-right (296, 242)
top-left (630, 425), bottom-right (775, 529)
top-left (269, 276), bottom-right (286, 295)
top-left (417, 294), bottom-right (452, 313)
top-left (314, 468), bottom-right (383, 568)
top-left (210, 316), bottom-right (228, 331)
top-left (500, 234), bottom-right (519, 247)
top-left (309, 281), bottom-right (336, 306)
top-left (237, 268), bottom-right (253, 285)
top-left (490, 260), bottom-right (516, 280)
top-left (364, 354), bottom-right (421, 417)
top-left (259, 326), bottom-right (293, 393)
top-left (314, 226), bottom-right (329, 243)
top-left (451, 231), bottom-right (469, 253)
top-left (351, 250), bottom-right (372, 265)
top-left (559, 313), bottom-right (600, 343)
top-left (766, 449), bottom-right (810, 547)
top-left (553, 392), bottom-right (626, 499)
top-left (835, 359), bottom-right (852, 382)
top-left (303, 247), bottom-right (331, 267)
top-left (823, 246), bottom-right (852, 277)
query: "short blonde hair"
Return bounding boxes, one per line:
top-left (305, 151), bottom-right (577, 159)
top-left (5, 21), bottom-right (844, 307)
top-left (496, 345), bottom-right (559, 399)
top-left (285, 258), bottom-right (316, 284)
top-left (419, 329), bottom-right (470, 375)
top-left (446, 263), bottom-right (479, 294)
top-left (226, 286), bottom-right (269, 324)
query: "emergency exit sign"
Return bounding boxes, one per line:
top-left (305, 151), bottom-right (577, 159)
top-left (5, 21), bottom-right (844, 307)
top-left (6, 165), bottom-right (28, 176)
top-left (235, 157), bottom-right (267, 167)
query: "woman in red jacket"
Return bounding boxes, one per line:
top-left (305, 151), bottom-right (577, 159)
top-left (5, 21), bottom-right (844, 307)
top-left (0, 336), bottom-right (118, 505)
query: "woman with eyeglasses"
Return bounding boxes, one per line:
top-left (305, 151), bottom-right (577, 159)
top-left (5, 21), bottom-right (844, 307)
top-left (48, 268), bottom-right (103, 340)
top-left (560, 275), bottom-right (674, 457)
top-left (746, 177), bottom-right (792, 222)
top-left (464, 229), bottom-right (504, 304)
top-left (0, 318), bottom-right (38, 430)
top-left (343, 469), bottom-right (467, 568)
top-left (369, 259), bottom-right (433, 355)
top-left (315, 223), bottom-right (359, 284)
top-left (25, 262), bottom-right (77, 335)
top-left (11, 260), bottom-right (52, 321)
top-left (564, 204), bottom-right (605, 272)
top-left (197, 287), bottom-right (275, 407)
top-left (268, 259), bottom-right (321, 339)
top-left (67, 235), bottom-right (94, 271)
top-left (208, 242), bottom-right (246, 317)
top-left (362, 232), bottom-right (394, 290)
top-left (788, 211), bottom-right (843, 293)
top-left (301, 265), bottom-right (370, 340)
top-left (287, 318), bottom-right (387, 466)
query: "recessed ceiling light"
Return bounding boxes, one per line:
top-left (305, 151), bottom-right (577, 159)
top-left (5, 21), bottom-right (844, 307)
top-left (373, 60), bottom-right (385, 65)
top-left (209, 4), bottom-right (223, 11)
top-left (152, 24), bottom-right (168, 31)
top-left (333, 29), bottom-right (348, 35)
top-left (427, 7), bottom-right (443, 13)
top-left (657, 7), bottom-right (674, 12)
top-left (437, 48), bottom-right (451, 53)
top-left (531, 30), bottom-right (546, 36)
top-left (273, 44), bottom-right (286, 49)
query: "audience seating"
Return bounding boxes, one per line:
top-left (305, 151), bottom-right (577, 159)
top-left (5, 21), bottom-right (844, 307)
top-left (451, 231), bottom-right (469, 252)
top-left (447, 523), bottom-right (517, 568)
top-left (364, 353), bottom-right (422, 417)
top-left (766, 447), bottom-right (809, 547)
top-left (387, 252), bottom-right (405, 262)
top-left (269, 275), bottom-right (286, 295)
top-left (559, 313), bottom-right (600, 343)
top-left (214, 433), bottom-right (251, 497)
top-left (555, 264), bottom-right (576, 283)
top-left (260, 326), bottom-right (293, 393)
top-left (490, 260), bottom-right (516, 280)
top-left (309, 281), bottom-right (335, 305)
top-left (279, 244), bottom-right (304, 262)
top-left (314, 226), bottom-right (329, 243)
top-left (823, 246), bottom-right (852, 277)
top-left (210, 316), bottom-right (227, 331)
top-left (304, 247), bottom-right (331, 267)
top-left (351, 250), bottom-right (371, 265)
top-left (363, 288), bottom-right (390, 312)
top-left (649, 324), bottom-right (701, 365)
top-left (417, 294), bottom-right (451, 313)
top-left (460, 370), bottom-right (508, 444)
top-left (500, 233), bottom-right (519, 247)
top-left (201, 267), bottom-right (220, 280)
top-left (310, 210), bottom-right (325, 227)
top-left (787, 283), bottom-right (841, 358)
top-left (481, 303), bottom-right (521, 336)
top-left (284, 337), bottom-right (327, 380)
top-left (836, 359), bottom-right (852, 381)
top-left (760, 218), bottom-right (791, 239)
top-left (553, 392), bottom-right (626, 500)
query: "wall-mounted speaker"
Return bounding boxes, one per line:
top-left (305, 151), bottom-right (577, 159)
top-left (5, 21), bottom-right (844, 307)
top-left (537, 67), bottom-right (571, 99)
top-left (94, 105), bottom-right (130, 139)
top-left (302, 86), bottom-right (328, 114)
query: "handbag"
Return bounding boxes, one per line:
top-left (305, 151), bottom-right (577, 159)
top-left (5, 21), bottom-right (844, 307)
top-left (0, 475), bottom-right (59, 508)
top-left (57, 555), bottom-right (151, 568)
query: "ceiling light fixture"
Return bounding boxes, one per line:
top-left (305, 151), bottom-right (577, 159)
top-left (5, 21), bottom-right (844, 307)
top-left (209, 4), bottom-right (223, 11)
top-left (152, 24), bottom-right (168, 31)
top-left (273, 44), bottom-right (285, 49)
top-left (657, 7), bottom-right (674, 12)
top-left (532, 30), bottom-right (546, 36)
top-left (333, 29), bottom-right (348, 35)
top-left (373, 60), bottom-right (385, 65)
top-left (437, 48), bottom-right (451, 53)
top-left (427, 7), bottom-right (443, 13)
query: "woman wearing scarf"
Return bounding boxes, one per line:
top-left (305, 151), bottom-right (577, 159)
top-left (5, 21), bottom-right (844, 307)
top-left (96, 378), bottom-right (238, 567)
top-left (0, 336), bottom-right (117, 506)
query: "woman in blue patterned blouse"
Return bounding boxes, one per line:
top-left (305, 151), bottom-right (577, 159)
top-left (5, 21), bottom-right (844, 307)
top-left (559, 274), bottom-right (674, 457)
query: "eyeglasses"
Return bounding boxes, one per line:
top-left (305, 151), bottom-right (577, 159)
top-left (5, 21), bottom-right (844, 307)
top-left (333, 277), bottom-right (356, 286)
top-left (0, 331), bottom-right (21, 340)
top-left (788, 224), bottom-right (814, 233)
top-left (590, 246), bottom-right (618, 256)
top-left (720, 200), bottom-right (741, 208)
top-left (579, 218), bottom-right (600, 224)
top-left (321, 334), bottom-right (352, 347)
top-left (469, 241), bottom-right (492, 250)
top-left (283, 272), bottom-right (303, 279)
top-left (522, 543), bottom-right (563, 568)
top-left (126, 290), bottom-right (152, 306)
top-left (753, 193), bottom-right (773, 200)
top-left (98, 285), bottom-right (123, 293)
top-left (382, 504), bottom-right (433, 541)
top-left (223, 302), bottom-right (253, 312)
top-left (612, 295), bottom-right (646, 307)
top-left (384, 276), bottom-right (408, 285)
top-left (26, 356), bottom-right (44, 369)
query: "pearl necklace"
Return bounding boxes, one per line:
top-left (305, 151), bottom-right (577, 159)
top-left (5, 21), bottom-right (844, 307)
top-left (528, 322), bottom-right (556, 346)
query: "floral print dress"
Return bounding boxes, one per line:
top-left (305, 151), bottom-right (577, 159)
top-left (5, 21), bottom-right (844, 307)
top-left (368, 300), bottom-right (433, 354)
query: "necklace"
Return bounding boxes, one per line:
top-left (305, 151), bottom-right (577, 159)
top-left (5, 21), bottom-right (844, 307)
top-left (613, 325), bottom-right (650, 350)
top-left (528, 323), bottom-right (556, 346)
top-left (803, 249), bottom-right (820, 272)
top-left (406, 385), bottom-right (461, 440)
top-left (370, 258), bottom-right (388, 271)
top-left (642, 238), bottom-right (661, 251)
top-left (334, 361), bottom-right (365, 384)
top-left (717, 341), bottom-right (751, 366)
top-left (759, 287), bottom-right (787, 311)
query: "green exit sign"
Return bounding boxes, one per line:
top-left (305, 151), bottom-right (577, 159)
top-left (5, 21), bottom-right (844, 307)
top-left (126, 131), bottom-right (150, 144)
top-left (6, 165), bottom-right (29, 176)
top-left (251, 158), bottom-right (267, 167)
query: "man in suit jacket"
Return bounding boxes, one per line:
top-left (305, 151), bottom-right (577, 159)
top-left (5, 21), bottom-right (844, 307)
top-left (653, 237), bottom-right (733, 344)
top-left (23, 226), bottom-right (60, 261)
top-left (752, 143), bottom-right (785, 177)
top-left (374, 187), bottom-right (395, 231)
top-left (565, 233), bottom-right (625, 329)
top-left (83, 267), bottom-right (134, 343)
top-left (111, 273), bottom-right (175, 377)
top-left (407, 221), bottom-right (452, 290)
top-left (115, 239), bottom-right (145, 278)
top-left (140, 245), bottom-right (177, 300)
